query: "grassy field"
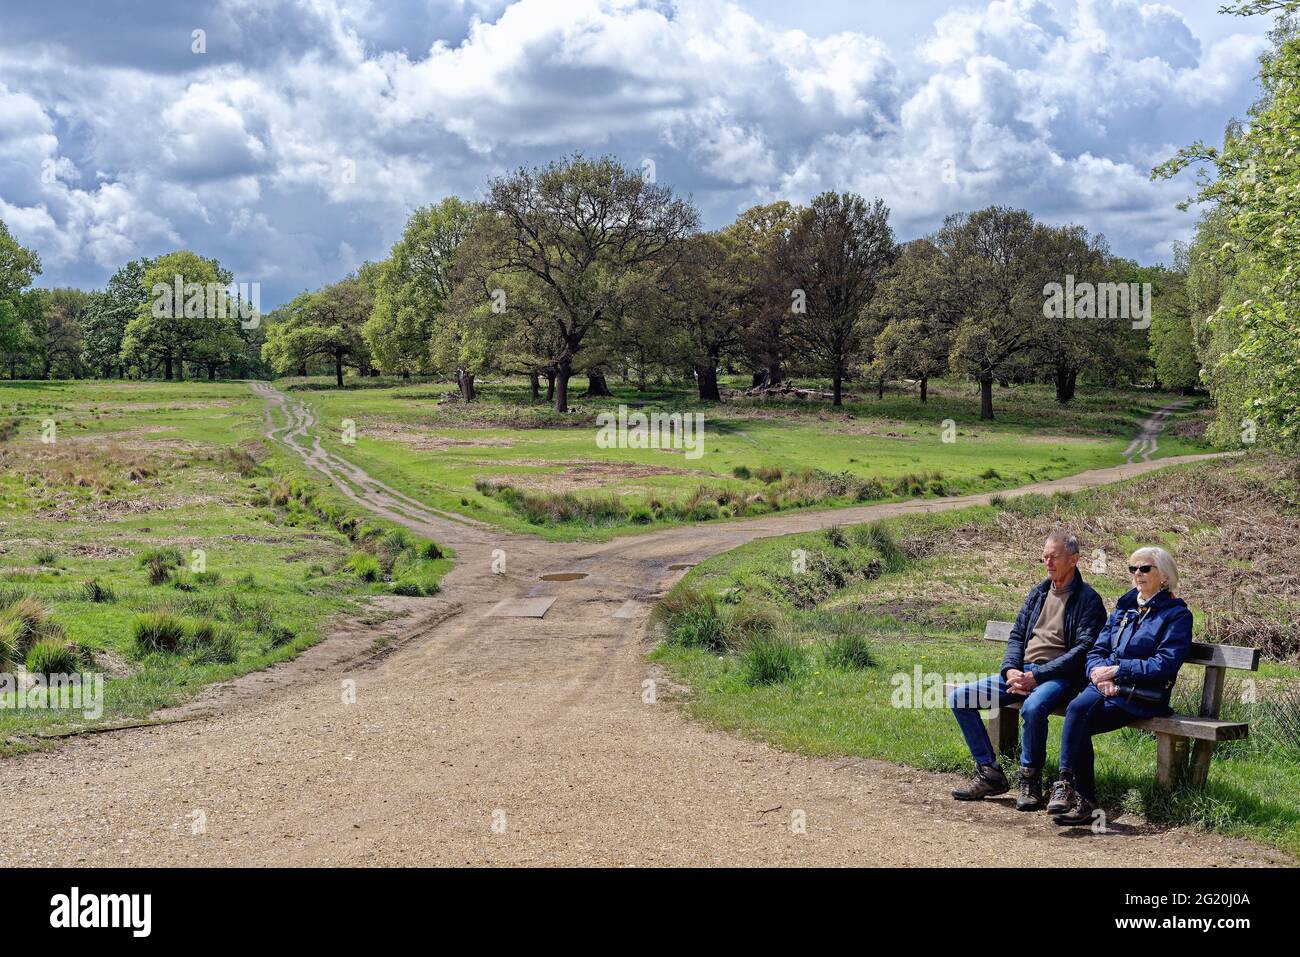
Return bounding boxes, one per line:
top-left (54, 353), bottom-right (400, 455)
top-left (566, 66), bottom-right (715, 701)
top-left (0, 380), bottom-right (449, 752)
top-left (283, 373), bottom-right (1213, 541)
top-left (649, 455), bottom-right (1300, 856)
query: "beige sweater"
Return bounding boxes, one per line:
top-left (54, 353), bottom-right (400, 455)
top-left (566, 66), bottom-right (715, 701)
top-left (1024, 582), bottom-right (1073, 665)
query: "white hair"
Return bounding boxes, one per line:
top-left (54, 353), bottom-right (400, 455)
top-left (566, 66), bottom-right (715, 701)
top-left (1045, 530), bottom-right (1080, 555)
top-left (1129, 546), bottom-right (1178, 594)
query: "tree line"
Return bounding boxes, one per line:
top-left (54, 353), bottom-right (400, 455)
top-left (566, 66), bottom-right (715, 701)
top-left (0, 158), bottom-right (1223, 423)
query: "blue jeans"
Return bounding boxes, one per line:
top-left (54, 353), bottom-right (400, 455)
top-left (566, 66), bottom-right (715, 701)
top-left (948, 671), bottom-right (1076, 770)
top-left (1059, 685), bottom-right (1139, 802)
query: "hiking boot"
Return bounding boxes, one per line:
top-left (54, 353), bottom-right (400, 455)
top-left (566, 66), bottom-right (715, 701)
top-left (1015, 768), bottom-right (1044, 811)
top-left (1052, 796), bottom-right (1098, 827)
top-left (951, 763), bottom-right (1010, 801)
top-left (1046, 774), bottom-right (1078, 815)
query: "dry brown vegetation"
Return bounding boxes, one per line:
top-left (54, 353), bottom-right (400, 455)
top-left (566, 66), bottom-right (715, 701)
top-left (871, 454), bottom-right (1300, 660)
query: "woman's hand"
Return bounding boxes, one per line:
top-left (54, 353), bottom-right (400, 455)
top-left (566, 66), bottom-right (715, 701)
top-left (1090, 665), bottom-right (1119, 685)
top-left (1097, 680), bottom-right (1118, 697)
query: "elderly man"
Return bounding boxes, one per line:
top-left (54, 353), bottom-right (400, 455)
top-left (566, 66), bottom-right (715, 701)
top-left (947, 531), bottom-right (1108, 810)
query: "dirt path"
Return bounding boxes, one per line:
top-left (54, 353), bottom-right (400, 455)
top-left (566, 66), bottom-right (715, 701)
top-left (0, 390), bottom-right (1284, 867)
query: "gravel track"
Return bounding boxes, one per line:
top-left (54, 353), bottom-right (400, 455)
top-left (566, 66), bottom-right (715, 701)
top-left (0, 389), bottom-right (1283, 867)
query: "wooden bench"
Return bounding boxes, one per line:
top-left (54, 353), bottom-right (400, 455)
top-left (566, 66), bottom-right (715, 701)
top-left (973, 620), bottom-right (1259, 789)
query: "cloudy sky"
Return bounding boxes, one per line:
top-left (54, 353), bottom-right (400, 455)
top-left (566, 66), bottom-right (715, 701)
top-left (0, 0), bottom-right (1275, 308)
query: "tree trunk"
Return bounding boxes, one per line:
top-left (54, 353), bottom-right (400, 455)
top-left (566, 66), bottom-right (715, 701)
top-left (980, 373), bottom-right (995, 420)
top-left (335, 355), bottom-right (344, 388)
top-left (768, 363), bottom-right (782, 387)
top-left (164, 355), bottom-right (173, 381)
top-left (584, 369), bottom-right (613, 397)
top-left (298, 362), bottom-right (307, 377)
top-left (208, 365), bottom-right (216, 381)
top-left (529, 372), bottom-right (539, 401)
top-left (1054, 364), bottom-right (1074, 404)
top-left (920, 376), bottom-right (928, 403)
top-left (402, 369), bottom-right (411, 381)
top-left (696, 363), bottom-right (721, 401)
top-left (457, 370), bottom-right (475, 402)
top-left (877, 376), bottom-right (885, 400)
top-left (832, 367), bottom-right (843, 407)
top-left (751, 371), bottom-right (765, 388)
top-left (555, 358), bottom-right (572, 413)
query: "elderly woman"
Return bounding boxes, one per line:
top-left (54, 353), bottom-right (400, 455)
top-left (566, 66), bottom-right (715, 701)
top-left (1049, 546), bottom-right (1193, 826)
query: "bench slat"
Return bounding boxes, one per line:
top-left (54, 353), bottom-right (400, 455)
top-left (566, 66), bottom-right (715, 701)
top-left (980, 620), bottom-right (1259, 671)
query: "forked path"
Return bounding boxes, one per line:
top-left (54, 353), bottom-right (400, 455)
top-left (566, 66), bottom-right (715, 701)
top-left (0, 390), bottom-right (1285, 866)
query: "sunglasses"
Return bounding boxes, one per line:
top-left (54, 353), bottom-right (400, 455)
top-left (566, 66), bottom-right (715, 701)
top-left (1128, 564), bottom-right (1154, 574)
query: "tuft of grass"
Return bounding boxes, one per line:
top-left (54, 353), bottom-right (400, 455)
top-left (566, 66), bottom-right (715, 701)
top-left (823, 632), bottom-right (875, 671)
top-left (269, 625), bottom-right (296, 648)
top-left (824, 525), bottom-right (849, 549)
top-left (33, 547), bottom-right (58, 566)
top-left (186, 620), bottom-right (238, 664)
top-left (131, 611), bottom-right (187, 655)
top-left (417, 539), bottom-right (443, 560)
top-left (25, 637), bottom-right (84, 674)
top-left (81, 578), bottom-right (116, 603)
top-left (741, 633), bottom-right (806, 686)
top-left (268, 479), bottom-right (292, 507)
top-left (349, 553), bottom-right (381, 582)
top-left (139, 547), bottom-right (184, 585)
top-left (732, 465), bottom-right (752, 480)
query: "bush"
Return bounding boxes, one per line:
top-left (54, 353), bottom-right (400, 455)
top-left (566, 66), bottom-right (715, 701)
top-left (824, 525), bottom-right (849, 549)
top-left (756, 465), bottom-right (783, 484)
top-left (81, 579), bottom-right (116, 603)
top-left (24, 638), bottom-right (83, 674)
top-left (732, 465), bottom-right (752, 480)
top-left (132, 611), bottom-right (187, 655)
top-left (417, 539), bottom-right (443, 560)
top-left (741, 633), bottom-right (806, 686)
top-left (34, 547), bottom-right (58, 566)
top-left (823, 633), bottom-right (875, 671)
top-left (349, 553), bottom-right (381, 582)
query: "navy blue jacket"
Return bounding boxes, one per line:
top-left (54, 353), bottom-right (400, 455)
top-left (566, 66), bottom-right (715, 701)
top-left (1086, 588), bottom-right (1193, 718)
top-left (1000, 569), bottom-right (1107, 687)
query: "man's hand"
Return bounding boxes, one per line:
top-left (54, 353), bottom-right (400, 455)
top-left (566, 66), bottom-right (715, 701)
top-left (1090, 665), bottom-right (1119, 685)
top-left (1005, 669), bottom-right (1035, 695)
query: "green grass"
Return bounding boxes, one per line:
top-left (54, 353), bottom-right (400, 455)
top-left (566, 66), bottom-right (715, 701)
top-left (649, 464), bottom-right (1300, 858)
top-left (0, 379), bottom-right (450, 752)
top-left (281, 374), bottom-right (1212, 541)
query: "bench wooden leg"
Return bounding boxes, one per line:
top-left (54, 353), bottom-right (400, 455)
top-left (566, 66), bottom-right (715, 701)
top-left (1188, 740), bottom-right (1215, 789)
top-left (1155, 733), bottom-right (1189, 789)
top-left (988, 706), bottom-right (1019, 759)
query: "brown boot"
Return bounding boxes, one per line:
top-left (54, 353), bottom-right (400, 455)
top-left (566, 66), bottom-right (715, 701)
top-left (951, 763), bottom-right (1010, 801)
top-left (1015, 767), bottom-right (1044, 811)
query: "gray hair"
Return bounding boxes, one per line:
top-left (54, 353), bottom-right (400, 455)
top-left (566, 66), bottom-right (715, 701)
top-left (1129, 546), bottom-right (1178, 594)
top-left (1044, 530), bottom-right (1080, 556)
